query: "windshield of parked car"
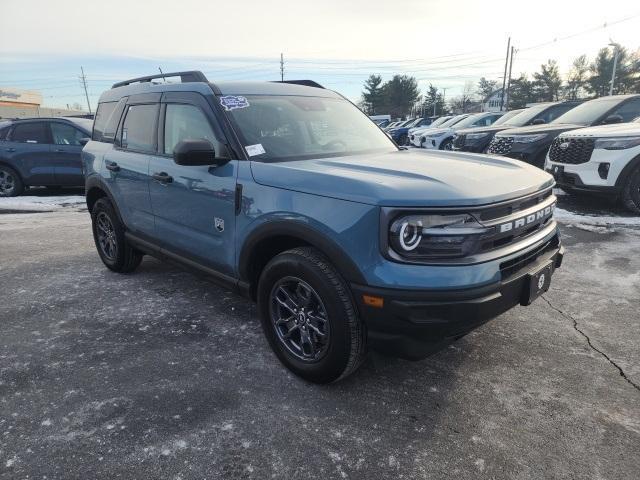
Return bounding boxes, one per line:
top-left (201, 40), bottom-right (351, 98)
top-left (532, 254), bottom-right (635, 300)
top-left (499, 104), bottom-right (552, 126)
top-left (551, 97), bottom-right (622, 126)
top-left (491, 109), bottom-right (523, 126)
top-left (428, 116), bottom-right (451, 128)
top-left (223, 95), bottom-right (397, 162)
top-left (450, 113), bottom-right (492, 129)
top-left (439, 115), bottom-right (468, 128)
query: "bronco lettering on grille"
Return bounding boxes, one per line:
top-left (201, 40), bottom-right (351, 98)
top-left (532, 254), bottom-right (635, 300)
top-left (498, 203), bottom-right (555, 233)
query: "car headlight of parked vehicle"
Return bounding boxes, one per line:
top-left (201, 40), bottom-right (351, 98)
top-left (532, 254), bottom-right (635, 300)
top-left (512, 134), bottom-right (548, 144)
top-left (389, 213), bottom-right (489, 259)
top-left (594, 136), bottom-right (640, 150)
top-left (466, 132), bottom-right (491, 141)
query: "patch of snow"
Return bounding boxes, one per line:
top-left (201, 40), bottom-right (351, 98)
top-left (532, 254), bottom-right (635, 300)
top-left (555, 208), bottom-right (640, 228)
top-left (0, 195), bottom-right (85, 212)
top-left (41, 419), bottom-right (52, 426)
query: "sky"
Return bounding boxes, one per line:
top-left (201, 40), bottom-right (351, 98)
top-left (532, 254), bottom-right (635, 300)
top-left (1, 0), bottom-right (639, 110)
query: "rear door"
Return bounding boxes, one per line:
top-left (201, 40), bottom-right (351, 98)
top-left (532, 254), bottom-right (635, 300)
top-left (4, 121), bottom-right (53, 186)
top-left (49, 121), bottom-right (86, 186)
top-left (102, 96), bottom-right (159, 236)
top-left (148, 92), bottom-right (238, 275)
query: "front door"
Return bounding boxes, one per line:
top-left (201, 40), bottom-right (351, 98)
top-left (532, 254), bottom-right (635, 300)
top-left (103, 102), bottom-right (158, 236)
top-left (49, 121), bottom-right (86, 186)
top-left (148, 95), bottom-right (238, 276)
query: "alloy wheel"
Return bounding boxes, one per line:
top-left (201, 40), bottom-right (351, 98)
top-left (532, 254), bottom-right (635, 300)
top-left (0, 168), bottom-right (15, 196)
top-left (269, 277), bottom-right (330, 362)
top-left (96, 212), bottom-right (118, 261)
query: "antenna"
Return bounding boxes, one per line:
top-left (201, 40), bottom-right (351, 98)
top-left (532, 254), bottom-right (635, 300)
top-left (79, 66), bottom-right (92, 115)
top-left (158, 67), bottom-right (167, 83)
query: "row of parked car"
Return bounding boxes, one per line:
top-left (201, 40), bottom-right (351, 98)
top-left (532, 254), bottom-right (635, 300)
top-left (382, 94), bottom-right (640, 213)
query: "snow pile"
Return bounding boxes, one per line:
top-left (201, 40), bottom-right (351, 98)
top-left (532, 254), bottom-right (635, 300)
top-left (0, 195), bottom-right (85, 212)
top-left (555, 207), bottom-right (640, 230)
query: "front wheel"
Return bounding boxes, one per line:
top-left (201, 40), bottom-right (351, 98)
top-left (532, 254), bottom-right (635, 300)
top-left (621, 165), bottom-right (640, 214)
top-left (257, 247), bottom-right (367, 383)
top-left (440, 138), bottom-right (453, 150)
top-left (91, 197), bottom-right (143, 273)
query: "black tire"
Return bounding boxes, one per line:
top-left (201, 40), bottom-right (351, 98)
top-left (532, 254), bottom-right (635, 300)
top-left (398, 134), bottom-right (408, 146)
top-left (440, 138), bottom-right (453, 151)
top-left (0, 165), bottom-right (24, 197)
top-left (621, 165), bottom-right (640, 214)
top-left (257, 247), bottom-right (367, 383)
top-left (91, 197), bottom-right (143, 273)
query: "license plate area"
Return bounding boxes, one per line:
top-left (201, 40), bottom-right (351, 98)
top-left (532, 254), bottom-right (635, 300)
top-left (521, 261), bottom-right (554, 306)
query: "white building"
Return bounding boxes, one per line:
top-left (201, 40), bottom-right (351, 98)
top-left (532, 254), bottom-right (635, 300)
top-left (482, 88), bottom-right (509, 112)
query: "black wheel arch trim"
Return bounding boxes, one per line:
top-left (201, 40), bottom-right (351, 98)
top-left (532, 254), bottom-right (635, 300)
top-left (238, 220), bottom-right (367, 286)
top-left (85, 175), bottom-right (125, 223)
top-left (615, 152), bottom-right (640, 188)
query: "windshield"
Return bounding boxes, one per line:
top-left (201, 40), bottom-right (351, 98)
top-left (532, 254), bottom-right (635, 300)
top-left (223, 95), bottom-right (396, 162)
top-left (492, 109), bottom-right (523, 126)
top-left (452, 113), bottom-right (491, 129)
top-left (500, 104), bottom-right (551, 126)
top-left (429, 116), bottom-right (451, 128)
top-left (439, 115), bottom-right (468, 128)
top-left (552, 97), bottom-right (621, 126)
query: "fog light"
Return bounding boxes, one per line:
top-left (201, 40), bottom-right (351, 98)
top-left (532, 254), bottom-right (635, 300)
top-left (598, 163), bottom-right (610, 179)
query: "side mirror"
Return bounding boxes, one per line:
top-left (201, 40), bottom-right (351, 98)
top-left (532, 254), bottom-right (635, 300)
top-left (603, 114), bottom-right (623, 125)
top-left (173, 139), bottom-right (228, 166)
top-left (531, 118), bottom-right (546, 125)
top-left (79, 137), bottom-right (90, 146)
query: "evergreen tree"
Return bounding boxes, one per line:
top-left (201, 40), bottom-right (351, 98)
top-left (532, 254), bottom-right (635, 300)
top-left (361, 74), bottom-right (385, 115)
top-left (382, 75), bottom-right (421, 118)
top-left (533, 60), bottom-right (563, 101)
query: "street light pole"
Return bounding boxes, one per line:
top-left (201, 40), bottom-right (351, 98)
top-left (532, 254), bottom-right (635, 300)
top-left (609, 42), bottom-right (620, 96)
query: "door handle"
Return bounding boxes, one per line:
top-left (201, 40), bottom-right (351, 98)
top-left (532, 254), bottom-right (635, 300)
top-left (152, 172), bottom-right (173, 183)
top-left (105, 162), bottom-right (120, 172)
top-left (54, 148), bottom-right (64, 152)
top-left (6, 148), bottom-right (16, 153)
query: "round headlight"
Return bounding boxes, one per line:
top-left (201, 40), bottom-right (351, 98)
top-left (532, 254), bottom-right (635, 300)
top-left (399, 220), bottom-right (422, 251)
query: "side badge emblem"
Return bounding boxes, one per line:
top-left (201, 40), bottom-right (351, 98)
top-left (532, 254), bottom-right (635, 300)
top-left (214, 217), bottom-right (225, 232)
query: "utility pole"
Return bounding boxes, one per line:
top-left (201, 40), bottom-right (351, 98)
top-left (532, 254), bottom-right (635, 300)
top-left (79, 66), bottom-right (92, 114)
top-left (442, 88), bottom-right (447, 113)
top-left (280, 53), bottom-right (284, 82)
top-left (609, 42), bottom-right (620, 96)
top-left (505, 46), bottom-right (515, 111)
top-left (500, 37), bottom-right (511, 111)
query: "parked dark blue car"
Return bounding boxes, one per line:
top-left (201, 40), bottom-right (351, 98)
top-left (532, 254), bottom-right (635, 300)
top-left (0, 117), bottom-right (93, 196)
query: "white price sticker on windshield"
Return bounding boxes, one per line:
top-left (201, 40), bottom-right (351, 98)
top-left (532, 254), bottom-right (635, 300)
top-left (245, 144), bottom-right (266, 157)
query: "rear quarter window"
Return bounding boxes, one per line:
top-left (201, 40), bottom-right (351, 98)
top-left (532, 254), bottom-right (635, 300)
top-left (92, 102), bottom-right (116, 141)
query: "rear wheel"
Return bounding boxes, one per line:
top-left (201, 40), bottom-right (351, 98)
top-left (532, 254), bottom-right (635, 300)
top-left (0, 165), bottom-right (23, 197)
top-left (621, 165), bottom-right (640, 214)
top-left (257, 247), bottom-right (367, 383)
top-left (91, 197), bottom-right (143, 273)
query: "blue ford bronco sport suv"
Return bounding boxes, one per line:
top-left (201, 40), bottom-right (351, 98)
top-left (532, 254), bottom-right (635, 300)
top-left (83, 71), bottom-right (564, 383)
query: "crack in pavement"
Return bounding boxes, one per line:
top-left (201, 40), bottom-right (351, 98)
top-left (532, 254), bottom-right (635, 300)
top-left (541, 295), bottom-right (640, 393)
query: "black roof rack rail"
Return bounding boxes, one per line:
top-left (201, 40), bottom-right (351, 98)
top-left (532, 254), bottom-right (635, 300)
top-left (271, 80), bottom-right (325, 89)
top-left (112, 70), bottom-right (209, 89)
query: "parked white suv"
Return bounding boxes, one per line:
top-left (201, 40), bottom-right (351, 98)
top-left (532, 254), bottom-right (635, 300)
top-left (422, 112), bottom-right (503, 150)
top-left (410, 114), bottom-right (468, 147)
top-left (545, 117), bottom-right (640, 213)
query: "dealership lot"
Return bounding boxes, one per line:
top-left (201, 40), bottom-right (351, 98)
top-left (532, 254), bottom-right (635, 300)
top-left (1, 194), bottom-right (639, 479)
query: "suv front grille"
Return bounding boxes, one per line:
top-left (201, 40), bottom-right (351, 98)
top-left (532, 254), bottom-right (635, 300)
top-left (499, 235), bottom-right (559, 279)
top-left (487, 136), bottom-right (514, 155)
top-left (548, 137), bottom-right (595, 164)
top-left (453, 134), bottom-right (465, 149)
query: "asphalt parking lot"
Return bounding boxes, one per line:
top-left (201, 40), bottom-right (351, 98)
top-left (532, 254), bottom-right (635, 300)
top-left (1, 192), bottom-right (639, 479)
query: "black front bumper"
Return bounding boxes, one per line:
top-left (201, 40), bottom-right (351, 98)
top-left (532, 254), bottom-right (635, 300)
top-left (351, 242), bottom-right (564, 360)
top-left (545, 168), bottom-right (621, 197)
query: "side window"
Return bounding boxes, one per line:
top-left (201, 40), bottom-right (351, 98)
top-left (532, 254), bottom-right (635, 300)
top-left (50, 123), bottom-right (85, 146)
top-left (0, 125), bottom-right (10, 141)
top-left (163, 103), bottom-right (218, 155)
top-left (92, 102), bottom-right (116, 141)
top-left (542, 103), bottom-right (575, 123)
top-left (120, 104), bottom-right (158, 152)
top-left (610, 98), bottom-right (640, 123)
top-left (10, 122), bottom-right (49, 144)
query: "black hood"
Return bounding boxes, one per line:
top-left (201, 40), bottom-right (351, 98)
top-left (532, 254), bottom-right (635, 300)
top-left (496, 123), bottom-right (587, 136)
